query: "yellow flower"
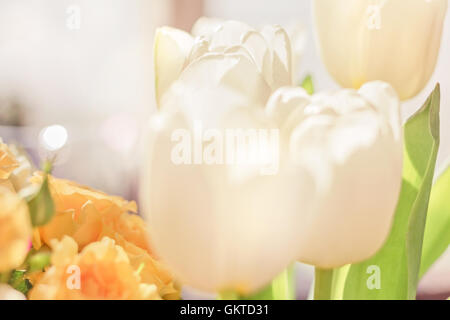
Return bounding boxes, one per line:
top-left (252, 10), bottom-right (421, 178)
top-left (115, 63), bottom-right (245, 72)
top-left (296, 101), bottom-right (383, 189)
top-left (0, 189), bottom-right (32, 272)
top-left (100, 228), bottom-right (181, 300)
top-left (0, 140), bottom-right (33, 194)
top-left (29, 236), bottom-right (161, 300)
top-left (31, 173), bottom-right (137, 216)
top-left (33, 174), bottom-right (149, 251)
top-left (7, 145), bottom-right (33, 193)
top-left (31, 174), bottom-right (180, 299)
top-left (0, 139), bottom-right (19, 181)
top-left (0, 179), bottom-right (15, 192)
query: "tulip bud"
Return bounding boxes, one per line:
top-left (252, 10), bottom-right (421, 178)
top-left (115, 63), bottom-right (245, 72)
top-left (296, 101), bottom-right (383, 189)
top-left (313, 0), bottom-right (448, 100)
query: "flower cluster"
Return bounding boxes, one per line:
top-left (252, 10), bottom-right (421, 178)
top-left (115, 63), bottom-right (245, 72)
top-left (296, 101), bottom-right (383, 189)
top-left (0, 139), bottom-right (32, 274)
top-left (0, 139), bottom-right (179, 300)
top-left (141, 17), bottom-right (403, 294)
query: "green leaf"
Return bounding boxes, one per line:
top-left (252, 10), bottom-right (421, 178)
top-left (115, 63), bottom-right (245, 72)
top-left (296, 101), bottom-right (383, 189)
top-left (420, 164), bottom-right (450, 277)
top-left (338, 84), bottom-right (440, 300)
top-left (300, 75), bottom-right (314, 95)
top-left (8, 270), bottom-right (32, 295)
top-left (28, 162), bottom-right (55, 227)
top-left (219, 265), bottom-right (295, 300)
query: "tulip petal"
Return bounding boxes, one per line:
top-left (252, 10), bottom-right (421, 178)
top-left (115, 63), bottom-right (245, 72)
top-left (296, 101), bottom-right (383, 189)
top-left (260, 25), bottom-right (293, 89)
top-left (241, 31), bottom-right (271, 75)
top-left (207, 20), bottom-right (254, 50)
top-left (359, 81), bottom-right (402, 141)
top-left (191, 17), bottom-right (226, 37)
top-left (266, 86), bottom-right (311, 128)
top-left (161, 52), bottom-right (271, 126)
top-left (191, 18), bottom-right (268, 73)
top-left (284, 23), bottom-right (307, 84)
top-left (154, 27), bottom-right (194, 106)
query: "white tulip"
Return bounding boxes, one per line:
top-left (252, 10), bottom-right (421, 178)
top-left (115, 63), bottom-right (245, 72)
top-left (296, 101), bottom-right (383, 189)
top-left (267, 81), bottom-right (403, 268)
top-left (153, 17), bottom-right (302, 107)
top-left (141, 109), bottom-right (315, 294)
top-left (313, 0), bottom-right (448, 100)
top-left (0, 284), bottom-right (26, 300)
top-left (144, 20), bottom-right (314, 294)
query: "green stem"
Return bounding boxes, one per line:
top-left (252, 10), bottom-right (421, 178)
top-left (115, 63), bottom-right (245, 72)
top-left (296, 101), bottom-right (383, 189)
top-left (218, 290), bottom-right (242, 300)
top-left (314, 268), bottom-right (334, 300)
top-left (271, 265), bottom-right (295, 300)
top-left (218, 265), bottom-right (296, 300)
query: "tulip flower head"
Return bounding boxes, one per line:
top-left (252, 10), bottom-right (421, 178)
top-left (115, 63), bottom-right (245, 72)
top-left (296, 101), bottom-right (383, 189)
top-left (154, 17), bottom-right (307, 108)
top-left (313, 0), bottom-right (448, 100)
top-left (269, 81), bottom-right (403, 268)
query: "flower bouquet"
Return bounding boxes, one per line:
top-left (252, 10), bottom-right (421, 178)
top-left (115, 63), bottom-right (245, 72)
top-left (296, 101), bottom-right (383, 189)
top-left (0, 0), bottom-right (449, 301)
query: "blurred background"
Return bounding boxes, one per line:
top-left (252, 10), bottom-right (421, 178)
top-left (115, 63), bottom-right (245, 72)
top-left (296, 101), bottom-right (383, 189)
top-left (0, 0), bottom-right (448, 299)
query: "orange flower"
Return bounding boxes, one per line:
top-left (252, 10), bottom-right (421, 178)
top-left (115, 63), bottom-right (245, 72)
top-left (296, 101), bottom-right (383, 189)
top-left (100, 228), bottom-right (180, 300)
top-left (7, 145), bottom-right (33, 192)
top-left (0, 140), bottom-right (33, 193)
top-left (34, 174), bottom-right (150, 251)
top-left (29, 236), bottom-right (161, 300)
top-left (31, 173), bottom-right (137, 216)
top-left (31, 174), bottom-right (180, 299)
top-left (0, 138), bottom-right (19, 191)
top-left (0, 140), bottom-right (19, 182)
top-left (0, 189), bottom-right (32, 272)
